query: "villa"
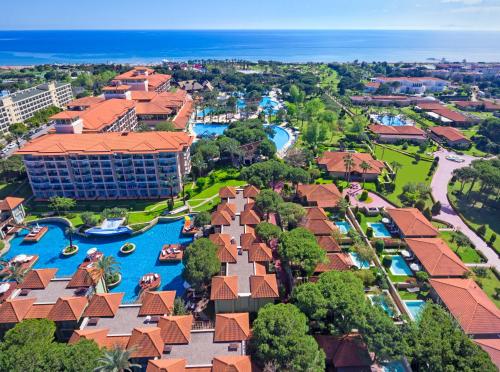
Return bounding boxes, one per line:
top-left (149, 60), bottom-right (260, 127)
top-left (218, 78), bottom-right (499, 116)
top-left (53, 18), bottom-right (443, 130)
top-left (429, 126), bottom-right (471, 149)
top-left (314, 334), bottom-right (374, 372)
top-left (365, 77), bottom-right (448, 94)
top-left (317, 152), bottom-right (385, 182)
top-left (385, 208), bottom-right (439, 238)
top-left (301, 207), bottom-right (338, 236)
top-left (177, 80), bottom-right (214, 93)
top-left (368, 124), bottom-right (427, 144)
top-left (296, 184), bottom-right (343, 209)
top-left (312, 253), bottom-right (354, 278)
top-left (452, 100), bottom-right (500, 112)
top-left (415, 102), bottom-right (477, 127)
top-left (17, 131), bottom-right (193, 200)
top-left (0, 197), bottom-right (25, 239)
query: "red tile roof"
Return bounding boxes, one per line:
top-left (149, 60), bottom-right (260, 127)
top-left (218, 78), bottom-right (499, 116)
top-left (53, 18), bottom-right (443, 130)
top-left (430, 126), bottom-right (470, 143)
top-left (212, 356), bottom-right (253, 372)
top-left (315, 334), bottom-right (373, 369)
top-left (69, 328), bottom-right (109, 347)
top-left (48, 296), bottom-right (88, 322)
top-left (17, 131), bottom-right (193, 156)
top-left (240, 210), bottom-right (261, 226)
top-left (25, 303), bottom-right (54, 319)
top-left (67, 268), bottom-right (96, 288)
top-left (405, 238), bottom-right (468, 277)
top-left (172, 99), bottom-right (194, 130)
top-left (240, 232), bottom-right (256, 250)
top-left (146, 359), bottom-right (187, 372)
top-left (217, 203), bottom-right (237, 219)
top-left (243, 185), bottom-right (260, 198)
top-left (250, 275), bottom-right (279, 298)
top-left (302, 218), bottom-right (337, 236)
top-left (0, 298), bottom-right (35, 323)
top-left (66, 96), bottom-right (105, 108)
top-left (20, 268), bottom-right (58, 289)
top-left (211, 211), bottom-right (232, 226)
top-left (315, 253), bottom-right (354, 273)
top-left (431, 108), bottom-right (471, 123)
top-left (430, 278), bottom-right (500, 335)
top-left (386, 208), bottom-right (438, 237)
top-left (83, 292), bottom-right (124, 318)
top-left (210, 276), bottom-right (238, 300)
top-left (368, 124), bottom-right (426, 136)
top-left (317, 152), bottom-right (385, 176)
top-left (474, 339), bottom-right (500, 368)
top-left (158, 315), bottom-right (193, 344)
top-left (139, 291), bottom-right (175, 316)
top-left (0, 196), bottom-right (24, 211)
top-left (127, 327), bottom-right (164, 358)
top-left (219, 186), bottom-right (237, 199)
top-left (214, 313), bottom-right (250, 342)
top-left (248, 243), bottom-right (273, 262)
top-left (305, 206), bottom-right (328, 220)
top-left (316, 236), bottom-right (341, 252)
top-left (296, 184), bottom-right (343, 208)
top-left (217, 244), bottom-right (238, 264)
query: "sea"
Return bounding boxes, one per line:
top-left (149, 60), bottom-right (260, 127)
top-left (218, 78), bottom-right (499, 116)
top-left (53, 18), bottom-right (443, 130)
top-left (1, 30), bottom-right (500, 65)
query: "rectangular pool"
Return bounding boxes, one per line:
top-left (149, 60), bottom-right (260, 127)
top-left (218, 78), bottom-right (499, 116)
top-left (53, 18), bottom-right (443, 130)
top-left (367, 222), bottom-right (391, 238)
top-left (389, 255), bottom-right (414, 276)
top-left (349, 252), bottom-right (370, 269)
top-left (335, 221), bottom-right (351, 234)
top-left (404, 300), bottom-right (426, 321)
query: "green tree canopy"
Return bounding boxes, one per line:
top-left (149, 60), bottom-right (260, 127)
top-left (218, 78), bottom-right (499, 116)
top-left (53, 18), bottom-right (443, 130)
top-left (254, 189), bottom-right (283, 218)
top-left (255, 222), bottom-right (282, 243)
top-left (277, 202), bottom-right (306, 230)
top-left (193, 211), bottom-right (211, 228)
top-left (182, 238), bottom-right (220, 290)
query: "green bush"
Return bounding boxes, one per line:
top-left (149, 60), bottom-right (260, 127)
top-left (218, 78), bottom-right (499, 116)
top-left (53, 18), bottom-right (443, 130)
top-left (356, 212), bottom-right (362, 223)
top-left (490, 234), bottom-right (497, 244)
top-left (359, 190), bottom-right (368, 201)
top-left (382, 256), bottom-right (392, 269)
top-left (374, 239), bottom-right (385, 254)
top-left (366, 227), bottom-right (373, 239)
top-left (478, 225), bottom-right (487, 236)
top-left (415, 271), bottom-right (429, 282)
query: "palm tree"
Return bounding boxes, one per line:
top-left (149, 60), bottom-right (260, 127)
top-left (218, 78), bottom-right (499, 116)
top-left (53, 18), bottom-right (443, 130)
top-left (165, 175), bottom-right (175, 204)
top-left (66, 227), bottom-right (76, 249)
top-left (94, 346), bottom-right (140, 372)
top-left (390, 161), bottom-right (402, 179)
top-left (6, 264), bottom-right (27, 284)
top-left (360, 161), bottom-right (372, 187)
top-left (181, 174), bottom-right (191, 205)
top-left (343, 153), bottom-right (354, 183)
top-left (91, 255), bottom-right (121, 289)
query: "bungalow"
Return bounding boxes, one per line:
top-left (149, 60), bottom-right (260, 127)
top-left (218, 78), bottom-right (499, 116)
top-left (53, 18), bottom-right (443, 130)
top-left (368, 124), bottom-right (427, 144)
top-left (405, 238), bottom-right (469, 278)
top-left (296, 184), bottom-right (343, 209)
top-left (0, 196), bottom-right (25, 239)
top-left (415, 102), bottom-right (477, 127)
top-left (314, 334), bottom-right (374, 372)
top-left (429, 126), bottom-right (471, 149)
top-left (453, 100), bottom-right (500, 112)
top-left (317, 152), bottom-right (385, 182)
top-left (385, 208), bottom-right (439, 238)
top-left (300, 207), bottom-right (338, 236)
top-left (312, 253), bottom-right (355, 278)
top-left (474, 339), bottom-right (500, 369)
top-left (429, 278), bottom-right (500, 338)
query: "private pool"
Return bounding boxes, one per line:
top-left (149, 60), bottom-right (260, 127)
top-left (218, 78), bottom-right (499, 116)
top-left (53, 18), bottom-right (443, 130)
top-left (382, 360), bottom-right (407, 372)
top-left (404, 300), bottom-right (426, 320)
top-left (349, 252), bottom-right (370, 269)
top-left (374, 114), bottom-right (412, 127)
top-left (367, 222), bottom-right (391, 238)
top-left (2, 220), bottom-right (192, 302)
top-left (368, 293), bottom-right (395, 317)
top-left (335, 221), bottom-right (351, 234)
top-left (389, 255), bottom-right (414, 276)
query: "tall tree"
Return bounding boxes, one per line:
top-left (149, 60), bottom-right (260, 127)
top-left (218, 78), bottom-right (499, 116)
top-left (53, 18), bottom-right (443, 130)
top-left (359, 160), bottom-right (372, 187)
top-left (343, 153), bottom-right (354, 182)
top-left (94, 347), bottom-right (140, 372)
top-left (182, 238), bottom-right (220, 291)
top-left (254, 189), bottom-right (283, 220)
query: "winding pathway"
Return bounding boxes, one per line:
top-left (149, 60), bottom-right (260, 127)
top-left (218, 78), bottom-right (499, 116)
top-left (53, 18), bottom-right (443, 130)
top-left (431, 149), bottom-right (499, 269)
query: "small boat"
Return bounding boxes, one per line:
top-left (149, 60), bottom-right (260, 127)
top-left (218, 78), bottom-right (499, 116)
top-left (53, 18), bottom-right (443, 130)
top-left (140, 273), bottom-right (161, 291)
top-left (159, 244), bottom-right (183, 261)
top-left (182, 216), bottom-right (199, 236)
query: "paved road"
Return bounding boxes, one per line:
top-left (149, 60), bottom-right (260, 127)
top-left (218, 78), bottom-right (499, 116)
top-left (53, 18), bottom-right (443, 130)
top-left (431, 149), bottom-right (499, 269)
top-left (343, 182), bottom-right (396, 209)
top-left (2, 124), bottom-right (52, 158)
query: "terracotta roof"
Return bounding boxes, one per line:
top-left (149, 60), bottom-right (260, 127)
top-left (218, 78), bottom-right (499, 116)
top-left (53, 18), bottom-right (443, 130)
top-left (217, 203), bottom-right (237, 219)
top-left (405, 238), bottom-right (469, 277)
top-left (214, 313), bottom-right (250, 342)
top-left (431, 108), bottom-right (471, 123)
top-left (67, 268), bottom-right (96, 288)
top-left (66, 96), bottom-right (105, 108)
top-left (454, 100), bottom-right (500, 111)
top-left (315, 253), bottom-right (354, 273)
top-left (316, 236), bottom-right (341, 252)
top-left (243, 201), bottom-right (256, 212)
top-left (317, 152), bottom-right (385, 176)
top-left (240, 209), bottom-right (261, 226)
top-left (158, 315), bottom-right (193, 344)
top-left (211, 211), bottom-right (232, 226)
top-left (217, 243), bottom-right (238, 263)
top-left (18, 131), bottom-right (193, 156)
top-left (114, 67), bottom-right (155, 80)
top-left (386, 208), bottom-right (438, 237)
top-left (305, 207), bottom-right (328, 220)
top-left (430, 278), bottom-right (500, 335)
top-left (69, 328), bottom-right (109, 346)
top-left (127, 327), bottom-right (164, 358)
top-left (139, 291), bottom-right (175, 316)
top-left (315, 334), bottom-right (372, 369)
top-left (474, 339), bottom-right (500, 368)
top-left (430, 126), bottom-right (470, 143)
top-left (212, 356), bottom-right (253, 372)
top-left (250, 275), bottom-right (279, 298)
top-left (83, 292), bottom-right (124, 317)
top-left (25, 303), bottom-right (54, 319)
top-left (296, 184), bottom-right (343, 208)
top-left (368, 124), bottom-right (426, 136)
top-left (243, 185), bottom-right (260, 198)
top-left (48, 296), bottom-right (88, 322)
top-left (146, 73), bottom-right (172, 90)
top-left (219, 186), bottom-right (237, 199)
top-left (248, 243), bottom-right (273, 262)
top-left (365, 82), bottom-right (380, 89)
top-left (211, 276), bottom-right (238, 300)
top-left (240, 232), bottom-right (256, 250)
top-left (210, 233), bottom-right (233, 247)
top-left (0, 298), bottom-right (35, 323)
top-left (172, 99), bottom-right (194, 130)
top-left (20, 268), bottom-right (57, 289)
top-left (376, 76), bottom-right (446, 83)
top-left (0, 196), bottom-right (24, 211)
top-left (302, 218), bottom-right (337, 236)
top-left (146, 359), bottom-right (187, 372)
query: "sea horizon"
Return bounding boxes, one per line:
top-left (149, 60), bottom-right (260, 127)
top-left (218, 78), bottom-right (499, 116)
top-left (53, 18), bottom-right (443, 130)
top-left (1, 29), bottom-right (500, 65)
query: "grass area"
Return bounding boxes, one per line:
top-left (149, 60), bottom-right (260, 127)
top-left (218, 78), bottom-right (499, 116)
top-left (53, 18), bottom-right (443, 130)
top-left (475, 269), bottom-right (500, 308)
top-left (0, 181), bottom-right (32, 199)
top-left (370, 144), bottom-right (433, 207)
top-left (454, 125), bottom-right (489, 157)
top-left (440, 230), bottom-right (484, 263)
top-left (357, 213), bottom-right (382, 234)
top-left (398, 289), bottom-right (429, 301)
top-left (431, 220), bottom-right (449, 229)
top-left (384, 143), bottom-right (437, 159)
top-left (188, 179), bottom-right (246, 201)
top-left (448, 182), bottom-right (500, 254)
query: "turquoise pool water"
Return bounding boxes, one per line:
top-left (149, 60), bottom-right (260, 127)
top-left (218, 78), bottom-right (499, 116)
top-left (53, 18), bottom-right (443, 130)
top-left (382, 360), bottom-right (407, 372)
top-left (260, 96), bottom-right (279, 114)
top-left (404, 300), bottom-right (426, 320)
top-left (367, 222), bottom-right (391, 238)
top-left (237, 98), bottom-right (246, 109)
top-left (368, 294), bottom-right (394, 317)
top-left (2, 220), bottom-right (192, 302)
top-left (349, 252), bottom-right (370, 269)
top-left (389, 255), bottom-right (414, 276)
top-left (335, 221), bottom-right (351, 234)
top-left (376, 115), bottom-right (410, 127)
top-left (193, 124), bottom-right (290, 152)
top-left (196, 107), bottom-right (213, 117)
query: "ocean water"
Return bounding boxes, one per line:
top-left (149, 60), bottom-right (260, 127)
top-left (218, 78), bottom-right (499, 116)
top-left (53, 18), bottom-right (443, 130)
top-left (1, 30), bottom-right (500, 65)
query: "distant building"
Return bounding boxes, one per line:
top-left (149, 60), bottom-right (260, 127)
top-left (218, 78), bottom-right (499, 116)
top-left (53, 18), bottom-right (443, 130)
top-left (350, 95), bottom-right (436, 107)
top-left (0, 82), bottom-right (73, 133)
top-left (365, 77), bottom-right (448, 94)
top-left (368, 124), bottom-right (427, 144)
top-left (415, 102), bottom-right (478, 127)
top-left (112, 67), bottom-right (171, 92)
top-left (453, 100), bottom-right (500, 112)
top-left (429, 126), bottom-right (471, 149)
top-left (317, 152), bottom-right (385, 182)
top-left (16, 131), bottom-right (193, 200)
top-left (177, 80), bottom-right (213, 93)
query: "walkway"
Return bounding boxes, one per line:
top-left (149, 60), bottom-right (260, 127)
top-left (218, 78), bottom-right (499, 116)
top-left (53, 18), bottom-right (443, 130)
top-left (431, 149), bottom-right (499, 269)
top-left (343, 182), bottom-right (396, 209)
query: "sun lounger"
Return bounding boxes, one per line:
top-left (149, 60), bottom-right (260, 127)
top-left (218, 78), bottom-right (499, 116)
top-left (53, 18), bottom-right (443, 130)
top-left (407, 287), bottom-right (420, 293)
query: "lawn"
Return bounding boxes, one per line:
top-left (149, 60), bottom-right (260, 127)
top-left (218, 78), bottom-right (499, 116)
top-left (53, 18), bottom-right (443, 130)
top-left (475, 269), bottom-right (500, 308)
top-left (357, 213), bottom-right (382, 234)
top-left (370, 144), bottom-right (433, 207)
top-left (187, 179), bottom-right (246, 201)
top-left (448, 182), bottom-right (500, 255)
top-left (0, 181), bottom-right (32, 199)
top-left (440, 230), bottom-right (484, 263)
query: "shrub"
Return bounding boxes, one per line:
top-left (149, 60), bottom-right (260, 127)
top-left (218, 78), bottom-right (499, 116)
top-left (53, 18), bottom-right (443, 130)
top-left (359, 190), bottom-right (368, 201)
top-left (366, 227), bottom-right (373, 239)
top-left (473, 267), bottom-right (488, 278)
top-left (415, 271), bottom-right (429, 282)
top-left (356, 212), bottom-right (362, 223)
top-left (414, 199), bottom-right (426, 211)
top-left (382, 256), bottom-right (392, 269)
top-left (195, 177), bottom-right (207, 190)
top-left (402, 142), bottom-right (408, 150)
top-left (423, 207), bottom-right (432, 221)
top-left (354, 269), bottom-right (376, 287)
top-left (431, 201), bottom-right (442, 215)
top-left (374, 239), bottom-right (385, 254)
top-left (413, 154), bottom-right (421, 163)
top-left (490, 234), bottom-right (497, 244)
top-left (478, 225), bottom-right (487, 236)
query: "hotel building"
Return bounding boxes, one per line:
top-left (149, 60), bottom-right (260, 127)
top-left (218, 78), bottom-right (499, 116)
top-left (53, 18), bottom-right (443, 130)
top-left (0, 82), bottom-right (73, 134)
top-left (365, 77), bottom-right (448, 94)
top-left (16, 131), bottom-right (193, 200)
top-left (112, 66), bottom-right (171, 93)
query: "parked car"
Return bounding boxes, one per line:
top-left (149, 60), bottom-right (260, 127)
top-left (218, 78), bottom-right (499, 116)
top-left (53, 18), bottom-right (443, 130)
top-left (446, 155), bottom-right (465, 163)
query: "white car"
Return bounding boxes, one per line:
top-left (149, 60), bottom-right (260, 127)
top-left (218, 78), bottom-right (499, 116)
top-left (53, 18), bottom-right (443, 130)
top-left (446, 155), bottom-right (465, 163)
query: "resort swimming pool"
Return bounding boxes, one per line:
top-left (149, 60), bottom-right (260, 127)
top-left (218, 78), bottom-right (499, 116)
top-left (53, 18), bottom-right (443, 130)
top-left (367, 222), bottom-right (391, 238)
top-left (3, 220), bottom-right (192, 302)
top-left (368, 293), bottom-right (395, 317)
top-left (376, 114), bottom-right (411, 127)
top-left (193, 124), bottom-right (290, 152)
top-left (349, 252), bottom-right (370, 269)
top-left (404, 300), bottom-right (426, 320)
top-left (259, 96), bottom-right (279, 114)
top-left (335, 221), bottom-right (351, 234)
top-left (389, 255), bottom-right (414, 276)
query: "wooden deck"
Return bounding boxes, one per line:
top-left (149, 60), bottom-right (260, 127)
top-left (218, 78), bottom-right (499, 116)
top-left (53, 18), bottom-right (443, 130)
top-left (23, 226), bottom-right (48, 242)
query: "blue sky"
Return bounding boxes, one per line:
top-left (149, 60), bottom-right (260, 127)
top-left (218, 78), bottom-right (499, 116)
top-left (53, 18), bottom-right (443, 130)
top-left (2, 0), bottom-right (500, 30)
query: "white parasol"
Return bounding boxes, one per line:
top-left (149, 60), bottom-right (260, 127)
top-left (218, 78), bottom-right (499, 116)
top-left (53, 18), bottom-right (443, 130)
top-left (0, 283), bottom-right (10, 294)
top-left (410, 263), bottom-right (421, 271)
top-left (13, 254), bottom-right (27, 263)
top-left (401, 250), bottom-right (411, 258)
top-left (86, 247), bottom-right (98, 255)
